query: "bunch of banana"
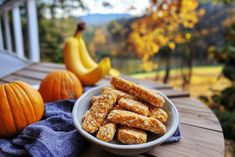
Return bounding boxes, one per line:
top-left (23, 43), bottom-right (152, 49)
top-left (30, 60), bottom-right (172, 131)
top-left (64, 23), bottom-right (113, 85)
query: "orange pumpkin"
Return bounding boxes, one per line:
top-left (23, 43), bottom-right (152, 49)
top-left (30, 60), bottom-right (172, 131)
top-left (39, 70), bottom-right (83, 102)
top-left (0, 81), bottom-right (44, 137)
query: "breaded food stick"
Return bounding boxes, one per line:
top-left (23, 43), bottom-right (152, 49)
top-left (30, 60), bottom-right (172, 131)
top-left (102, 86), bottom-right (138, 101)
top-left (96, 122), bottom-right (116, 142)
top-left (107, 110), bottom-right (166, 134)
top-left (83, 94), bottom-right (107, 122)
top-left (118, 98), bottom-right (149, 116)
top-left (82, 110), bottom-right (90, 122)
top-left (92, 95), bottom-right (102, 103)
top-left (112, 104), bottom-right (123, 110)
top-left (83, 94), bottom-right (109, 122)
top-left (149, 107), bottom-right (168, 123)
top-left (101, 119), bottom-right (112, 125)
top-left (82, 91), bottom-right (117, 133)
top-left (111, 77), bottom-right (165, 107)
top-left (92, 96), bottom-right (122, 111)
top-left (117, 126), bottom-right (147, 144)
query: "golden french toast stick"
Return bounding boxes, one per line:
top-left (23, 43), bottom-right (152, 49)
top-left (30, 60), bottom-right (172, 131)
top-left (118, 98), bottom-right (149, 116)
top-left (117, 126), bottom-right (147, 144)
top-left (96, 122), bottom-right (116, 142)
top-left (82, 90), bottom-right (118, 133)
top-left (102, 86), bottom-right (138, 101)
top-left (149, 107), bottom-right (168, 123)
top-left (107, 110), bottom-right (166, 134)
top-left (111, 77), bottom-right (165, 107)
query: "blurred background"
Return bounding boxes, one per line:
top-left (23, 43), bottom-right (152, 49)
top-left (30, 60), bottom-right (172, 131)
top-left (1, 0), bottom-right (235, 155)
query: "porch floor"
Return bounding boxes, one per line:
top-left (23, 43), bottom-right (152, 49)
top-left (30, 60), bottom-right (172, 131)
top-left (0, 52), bottom-right (30, 78)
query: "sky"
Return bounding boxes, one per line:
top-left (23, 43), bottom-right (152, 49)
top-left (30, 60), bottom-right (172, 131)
top-left (71, 0), bottom-right (150, 16)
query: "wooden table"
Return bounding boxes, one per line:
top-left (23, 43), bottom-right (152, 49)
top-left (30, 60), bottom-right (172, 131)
top-left (0, 63), bottom-right (225, 157)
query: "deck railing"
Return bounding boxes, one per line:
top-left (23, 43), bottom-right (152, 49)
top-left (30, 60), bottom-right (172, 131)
top-left (0, 0), bottom-right (40, 62)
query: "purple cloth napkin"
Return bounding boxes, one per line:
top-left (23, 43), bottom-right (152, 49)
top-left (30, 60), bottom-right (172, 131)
top-left (0, 99), bottom-right (181, 157)
top-left (165, 127), bottom-right (181, 143)
top-left (0, 99), bottom-right (87, 157)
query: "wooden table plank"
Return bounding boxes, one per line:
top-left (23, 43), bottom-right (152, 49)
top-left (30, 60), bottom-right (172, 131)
top-left (147, 123), bottom-right (224, 157)
top-left (40, 62), bottom-right (65, 69)
top-left (116, 75), bottom-right (172, 89)
top-left (97, 75), bottom-right (172, 89)
top-left (99, 76), bottom-right (172, 89)
top-left (159, 89), bottom-right (189, 98)
top-left (96, 78), bottom-right (171, 90)
top-left (80, 124), bottom-right (224, 157)
top-left (24, 64), bottom-right (172, 89)
top-left (25, 64), bottom-right (63, 73)
top-left (96, 79), bottom-right (188, 98)
top-left (95, 79), bottom-right (110, 87)
top-left (1, 74), bottom-right (41, 84)
top-left (172, 97), bottom-right (222, 132)
top-left (80, 145), bottom-right (147, 157)
top-left (14, 69), bottom-right (47, 80)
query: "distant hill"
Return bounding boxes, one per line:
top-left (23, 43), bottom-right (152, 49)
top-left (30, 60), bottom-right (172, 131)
top-left (79, 13), bottom-right (133, 26)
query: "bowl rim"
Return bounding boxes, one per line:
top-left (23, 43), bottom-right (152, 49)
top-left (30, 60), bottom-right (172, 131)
top-left (72, 86), bottom-right (179, 150)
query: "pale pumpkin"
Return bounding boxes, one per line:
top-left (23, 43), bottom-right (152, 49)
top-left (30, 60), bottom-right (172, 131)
top-left (0, 81), bottom-right (44, 137)
top-left (39, 70), bottom-right (83, 102)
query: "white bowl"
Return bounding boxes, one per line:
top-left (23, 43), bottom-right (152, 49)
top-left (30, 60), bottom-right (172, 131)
top-left (72, 87), bottom-right (179, 156)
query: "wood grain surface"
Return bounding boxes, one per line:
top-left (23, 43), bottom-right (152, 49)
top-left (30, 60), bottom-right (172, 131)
top-left (0, 62), bottom-right (225, 157)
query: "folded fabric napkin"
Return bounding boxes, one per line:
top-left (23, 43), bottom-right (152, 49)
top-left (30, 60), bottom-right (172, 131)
top-left (165, 127), bottom-right (181, 143)
top-left (0, 99), bottom-right (181, 157)
top-left (0, 100), bottom-right (87, 157)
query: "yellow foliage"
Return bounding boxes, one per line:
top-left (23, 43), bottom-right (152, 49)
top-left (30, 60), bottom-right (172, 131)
top-left (185, 33), bottom-right (192, 40)
top-left (141, 60), bottom-right (158, 72)
top-left (168, 42), bottom-right (176, 50)
top-left (128, 0), bottom-right (205, 60)
top-left (93, 29), bottom-right (106, 44)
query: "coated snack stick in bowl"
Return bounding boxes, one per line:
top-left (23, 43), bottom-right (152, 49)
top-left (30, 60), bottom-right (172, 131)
top-left (102, 86), bottom-right (138, 101)
top-left (92, 96), bottom-right (122, 111)
top-left (83, 95), bottom-right (103, 122)
top-left (96, 122), bottom-right (116, 142)
top-left (117, 126), bottom-right (147, 144)
top-left (149, 106), bottom-right (168, 123)
top-left (112, 104), bottom-right (123, 110)
top-left (118, 98), bottom-right (149, 116)
top-left (92, 95), bottom-right (102, 103)
top-left (111, 77), bottom-right (165, 107)
top-left (82, 89), bottom-right (118, 133)
top-left (83, 94), bottom-right (109, 122)
top-left (82, 110), bottom-right (90, 122)
top-left (107, 109), bottom-right (166, 134)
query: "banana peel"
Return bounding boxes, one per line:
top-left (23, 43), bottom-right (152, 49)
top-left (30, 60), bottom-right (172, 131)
top-left (64, 37), bottom-right (111, 85)
top-left (109, 68), bottom-right (120, 77)
top-left (80, 57), bottom-right (111, 85)
top-left (76, 33), bottom-right (97, 69)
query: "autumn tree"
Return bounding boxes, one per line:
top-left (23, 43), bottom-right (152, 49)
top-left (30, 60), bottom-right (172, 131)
top-left (128, 0), bottom-right (205, 82)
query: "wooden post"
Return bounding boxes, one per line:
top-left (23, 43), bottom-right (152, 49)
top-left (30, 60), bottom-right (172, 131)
top-left (0, 0), bottom-right (3, 50)
top-left (13, 6), bottom-right (24, 58)
top-left (0, 17), bottom-right (3, 50)
top-left (3, 12), bottom-right (12, 52)
top-left (27, 0), bottom-right (40, 62)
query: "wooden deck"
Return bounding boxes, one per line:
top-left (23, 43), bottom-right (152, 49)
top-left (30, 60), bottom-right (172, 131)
top-left (0, 62), bottom-right (225, 157)
top-left (0, 51), bottom-right (30, 77)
